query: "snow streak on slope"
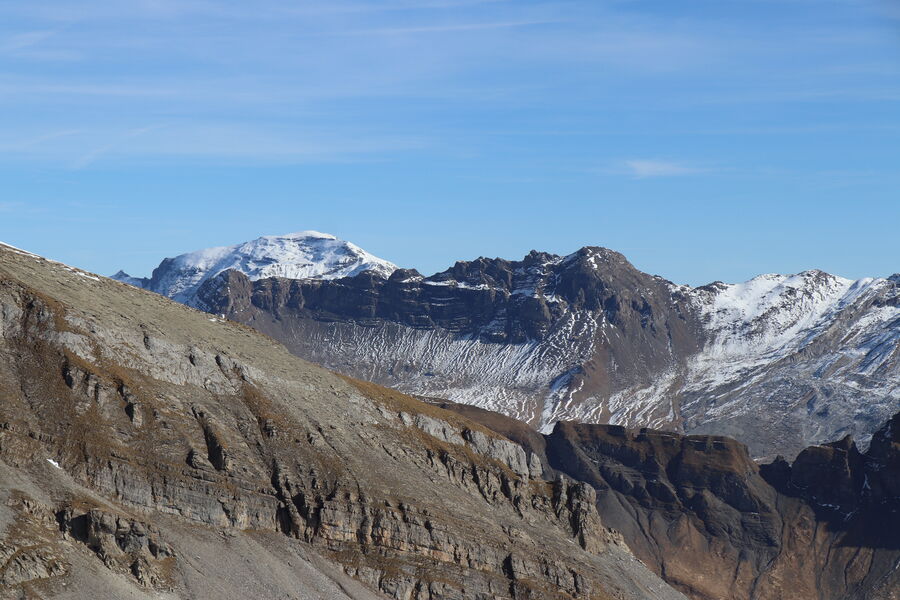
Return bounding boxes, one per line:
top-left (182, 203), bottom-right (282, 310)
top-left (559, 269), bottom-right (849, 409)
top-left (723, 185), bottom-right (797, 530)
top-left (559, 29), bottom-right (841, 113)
top-left (114, 231), bottom-right (397, 303)
top-left (270, 305), bottom-right (601, 430)
top-left (572, 270), bottom-right (900, 456)
top-left (687, 271), bottom-right (856, 389)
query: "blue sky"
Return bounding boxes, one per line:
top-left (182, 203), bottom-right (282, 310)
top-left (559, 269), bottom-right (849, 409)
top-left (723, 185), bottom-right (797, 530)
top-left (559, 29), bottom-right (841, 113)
top-left (1, 0), bottom-right (898, 285)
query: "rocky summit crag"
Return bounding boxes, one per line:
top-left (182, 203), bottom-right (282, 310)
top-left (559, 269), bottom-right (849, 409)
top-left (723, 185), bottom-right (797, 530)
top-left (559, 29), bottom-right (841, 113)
top-left (0, 242), bottom-right (682, 600)
top-left (126, 234), bottom-right (900, 459)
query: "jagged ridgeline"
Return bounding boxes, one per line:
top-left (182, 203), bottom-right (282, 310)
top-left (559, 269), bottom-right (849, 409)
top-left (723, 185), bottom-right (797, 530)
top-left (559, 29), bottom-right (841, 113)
top-left (0, 242), bottom-right (683, 599)
top-left (119, 232), bottom-right (900, 460)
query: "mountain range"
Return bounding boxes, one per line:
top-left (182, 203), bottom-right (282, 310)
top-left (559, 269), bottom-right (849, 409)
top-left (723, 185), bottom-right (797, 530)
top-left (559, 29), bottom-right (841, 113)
top-left (3, 239), bottom-right (898, 600)
top-left (114, 232), bottom-right (900, 459)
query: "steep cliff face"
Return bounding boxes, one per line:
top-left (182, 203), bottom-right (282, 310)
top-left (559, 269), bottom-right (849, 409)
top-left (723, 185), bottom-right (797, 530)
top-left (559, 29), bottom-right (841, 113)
top-left (547, 420), bottom-right (900, 600)
top-left (435, 398), bottom-right (900, 600)
top-left (0, 243), bottom-right (682, 600)
top-left (193, 249), bottom-right (899, 459)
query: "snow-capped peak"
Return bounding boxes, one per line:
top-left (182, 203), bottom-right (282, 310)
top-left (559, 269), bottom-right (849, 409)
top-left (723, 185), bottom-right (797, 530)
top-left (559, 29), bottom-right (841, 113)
top-left (701, 270), bottom-right (853, 325)
top-left (682, 269), bottom-right (889, 389)
top-left (113, 231), bottom-right (397, 303)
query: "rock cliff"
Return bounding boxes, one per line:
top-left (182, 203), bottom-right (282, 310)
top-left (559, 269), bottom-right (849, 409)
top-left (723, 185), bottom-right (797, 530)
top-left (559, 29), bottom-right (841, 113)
top-left (436, 397), bottom-right (900, 600)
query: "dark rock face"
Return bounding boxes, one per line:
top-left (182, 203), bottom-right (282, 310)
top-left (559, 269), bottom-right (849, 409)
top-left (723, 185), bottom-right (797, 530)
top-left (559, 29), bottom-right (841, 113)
top-left (194, 247), bottom-right (706, 438)
top-left (188, 247), bottom-right (900, 460)
top-left (759, 413), bottom-right (900, 551)
top-left (452, 411), bottom-right (900, 600)
top-left (57, 508), bottom-right (175, 587)
top-left (199, 248), bottom-right (698, 347)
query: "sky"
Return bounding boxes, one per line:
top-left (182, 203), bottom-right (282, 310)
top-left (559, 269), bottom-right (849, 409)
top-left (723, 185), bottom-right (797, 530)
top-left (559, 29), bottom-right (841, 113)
top-left (1, 0), bottom-right (898, 286)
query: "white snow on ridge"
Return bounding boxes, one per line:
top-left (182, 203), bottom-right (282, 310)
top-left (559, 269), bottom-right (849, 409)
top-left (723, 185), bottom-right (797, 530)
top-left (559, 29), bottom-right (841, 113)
top-left (116, 231), bottom-right (397, 303)
top-left (694, 271), bottom-right (855, 365)
top-left (0, 241), bottom-right (40, 258)
top-left (680, 271), bottom-right (875, 392)
top-left (707, 272), bottom-right (851, 323)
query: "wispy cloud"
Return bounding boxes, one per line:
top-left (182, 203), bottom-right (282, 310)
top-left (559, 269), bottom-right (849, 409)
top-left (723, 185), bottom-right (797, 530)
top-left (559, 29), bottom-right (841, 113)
top-left (5, 129), bottom-right (83, 151)
top-left (0, 122), bottom-right (429, 169)
top-left (2, 30), bottom-right (58, 51)
top-left (70, 125), bottom-right (165, 170)
top-left (311, 19), bottom-right (563, 37)
top-left (611, 159), bottom-right (710, 178)
top-left (0, 80), bottom-right (177, 98)
top-left (0, 0), bottom-right (895, 172)
top-left (0, 28), bottom-right (80, 60)
top-left (3, 0), bottom-right (513, 22)
top-left (0, 201), bottom-right (48, 215)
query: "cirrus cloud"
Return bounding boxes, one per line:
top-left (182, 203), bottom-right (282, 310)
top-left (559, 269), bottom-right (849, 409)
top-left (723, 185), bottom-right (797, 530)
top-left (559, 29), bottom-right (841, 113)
top-left (624, 159), bottom-right (705, 177)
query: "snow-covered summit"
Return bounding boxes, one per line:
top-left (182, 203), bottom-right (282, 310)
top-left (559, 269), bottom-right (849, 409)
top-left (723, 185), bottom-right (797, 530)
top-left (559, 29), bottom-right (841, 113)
top-left (112, 231), bottom-right (397, 303)
top-left (694, 270), bottom-right (854, 347)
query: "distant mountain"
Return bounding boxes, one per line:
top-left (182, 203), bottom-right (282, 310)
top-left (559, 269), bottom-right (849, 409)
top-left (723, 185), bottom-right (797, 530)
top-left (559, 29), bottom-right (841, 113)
top-left (122, 238), bottom-right (900, 459)
top-left (112, 231), bottom-right (396, 303)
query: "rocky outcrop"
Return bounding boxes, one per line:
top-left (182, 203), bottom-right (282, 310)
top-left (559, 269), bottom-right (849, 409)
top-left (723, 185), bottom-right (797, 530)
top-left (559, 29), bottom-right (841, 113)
top-left (0, 242), bottom-right (683, 600)
top-left (56, 507), bottom-right (175, 587)
top-left (0, 493), bottom-right (68, 591)
top-left (186, 246), bottom-right (900, 460)
top-left (195, 248), bottom-right (692, 345)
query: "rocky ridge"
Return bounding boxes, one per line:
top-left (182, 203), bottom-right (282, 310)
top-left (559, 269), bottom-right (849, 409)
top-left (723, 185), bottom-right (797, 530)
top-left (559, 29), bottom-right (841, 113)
top-left (0, 242), bottom-right (681, 600)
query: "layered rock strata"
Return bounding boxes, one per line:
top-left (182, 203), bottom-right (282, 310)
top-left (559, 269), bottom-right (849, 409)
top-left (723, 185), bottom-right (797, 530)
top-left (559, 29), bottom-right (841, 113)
top-left (436, 396), bottom-right (900, 600)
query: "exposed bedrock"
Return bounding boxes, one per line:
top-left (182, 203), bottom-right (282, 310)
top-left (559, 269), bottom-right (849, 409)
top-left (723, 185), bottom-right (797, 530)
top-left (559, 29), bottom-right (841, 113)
top-left (487, 413), bottom-right (899, 600)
